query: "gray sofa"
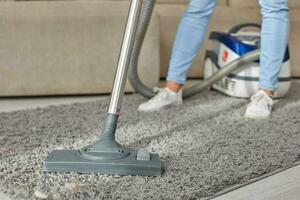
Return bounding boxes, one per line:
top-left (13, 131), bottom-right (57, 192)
top-left (0, 1), bottom-right (160, 96)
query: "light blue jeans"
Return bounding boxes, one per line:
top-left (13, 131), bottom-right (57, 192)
top-left (167, 0), bottom-right (290, 91)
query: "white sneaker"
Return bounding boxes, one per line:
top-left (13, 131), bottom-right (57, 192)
top-left (138, 87), bottom-right (183, 112)
top-left (244, 90), bottom-right (274, 119)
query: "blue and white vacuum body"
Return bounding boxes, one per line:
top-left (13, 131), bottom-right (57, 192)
top-left (204, 29), bottom-right (291, 98)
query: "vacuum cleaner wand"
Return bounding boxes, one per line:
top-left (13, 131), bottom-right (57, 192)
top-left (43, 0), bottom-right (162, 176)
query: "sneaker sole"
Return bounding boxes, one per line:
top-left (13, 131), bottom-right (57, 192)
top-left (244, 113), bottom-right (271, 120)
top-left (138, 101), bottom-right (182, 113)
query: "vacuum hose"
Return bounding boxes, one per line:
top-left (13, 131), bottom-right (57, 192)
top-left (128, 0), bottom-right (260, 99)
top-left (127, 0), bottom-right (156, 98)
top-left (183, 50), bottom-right (259, 98)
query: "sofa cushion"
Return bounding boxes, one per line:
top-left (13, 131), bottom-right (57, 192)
top-left (156, 0), bottom-right (227, 6)
top-left (289, 0), bottom-right (300, 9)
top-left (111, 0), bottom-right (227, 6)
top-left (156, 0), bottom-right (189, 4)
top-left (228, 0), bottom-right (259, 8)
top-left (0, 1), bottom-right (160, 96)
top-left (228, 0), bottom-right (300, 9)
top-left (289, 10), bottom-right (300, 76)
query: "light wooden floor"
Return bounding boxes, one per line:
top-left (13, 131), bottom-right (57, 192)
top-left (211, 164), bottom-right (300, 200)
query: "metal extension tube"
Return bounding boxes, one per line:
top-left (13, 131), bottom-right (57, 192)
top-left (82, 0), bottom-right (143, 158)
top-left (108, 0), bottom-right (143, 115)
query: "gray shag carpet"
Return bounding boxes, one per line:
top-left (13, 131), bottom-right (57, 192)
top-left (1, 81), bottom-right (300, 200)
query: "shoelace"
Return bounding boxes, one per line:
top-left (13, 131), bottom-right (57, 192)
top-left (150, 87), bottom-right (168, 102)
top-left (153, 87), bottom-right (164, 93)
top-left (250, 91), bottom-right (274, 107)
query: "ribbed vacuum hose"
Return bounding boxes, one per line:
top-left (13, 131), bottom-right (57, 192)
top-left (128, 0), bottom-right (260, 99)
top-left (183, 50), bottom-right (260, 98)
top-left (128, 0), bottom-right (156, 98)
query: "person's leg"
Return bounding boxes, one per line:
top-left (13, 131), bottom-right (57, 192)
top-left (166, 0), bottom-right (217, 92)
top-left (245, 0), bottom-right (289, 119)
top-left (259, 0), bottom-right (290, 95)
top-left (138, 0), bottom-right (216, 112)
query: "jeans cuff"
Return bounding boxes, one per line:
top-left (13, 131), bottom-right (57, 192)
top-left (166, 76), bottom-right (186, 85)
top-left (258, 84), bottom-right (276, 91)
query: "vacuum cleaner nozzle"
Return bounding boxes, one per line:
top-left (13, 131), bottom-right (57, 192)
top-left (43, 114), bottom-right (162, 176)
top-left (43, 149), bottom-right (161, 176)
top-left (43, 111), bottom-right (162, 177)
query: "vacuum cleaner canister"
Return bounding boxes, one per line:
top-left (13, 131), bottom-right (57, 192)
top-left (204, 28), bottom-right (291, 98)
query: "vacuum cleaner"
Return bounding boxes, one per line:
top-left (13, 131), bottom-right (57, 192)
top-left (43, 0), bottom-right (161, 176)
top-left (203, 23), bottom-right (291, 98)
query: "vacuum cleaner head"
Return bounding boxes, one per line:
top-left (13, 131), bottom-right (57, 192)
top-left (43, 114), bottom-right (162, 176)
top-left (43, 0), bottom-right (161, 177)
top-left (43, 148), bottom-right (161, 176)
